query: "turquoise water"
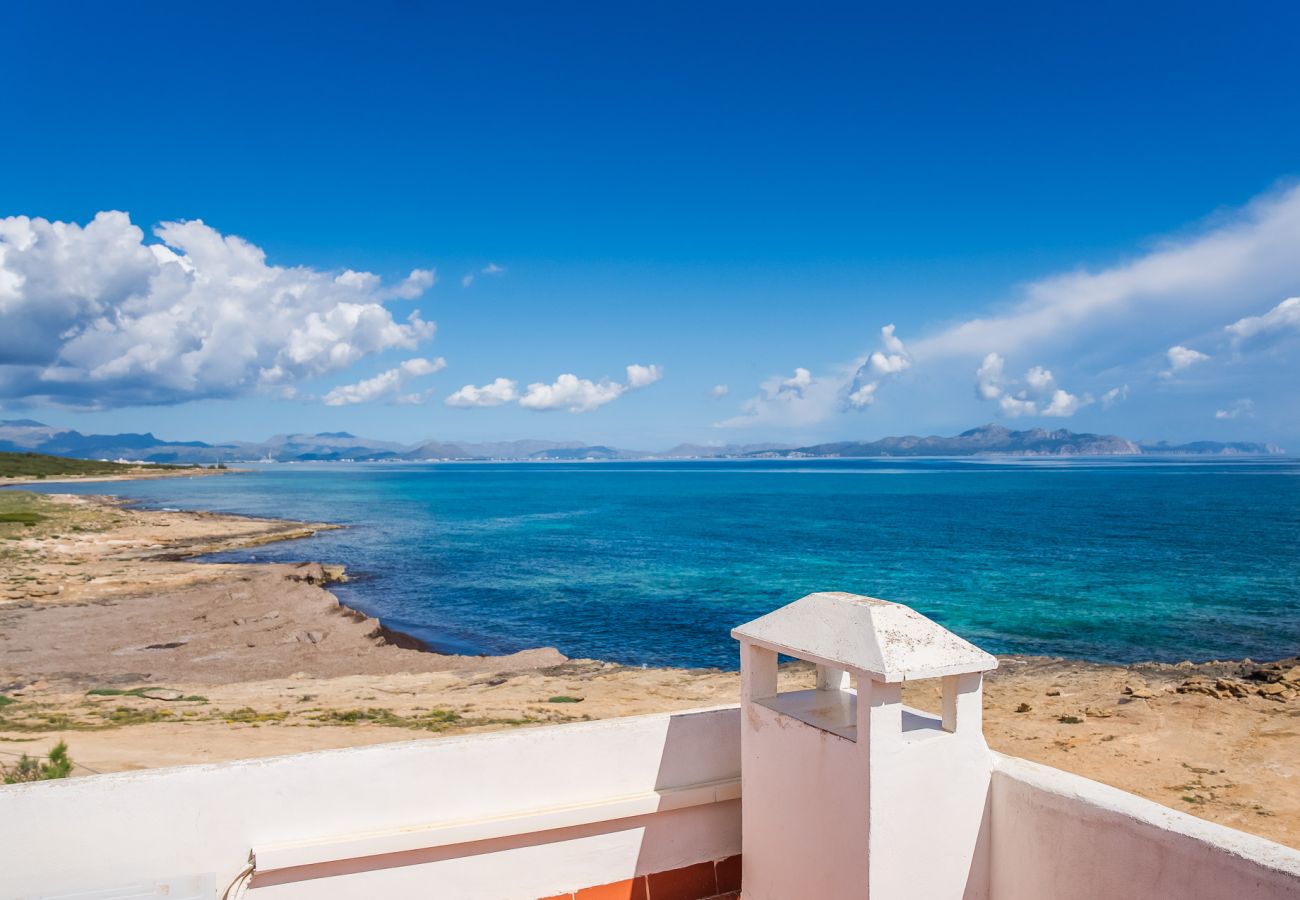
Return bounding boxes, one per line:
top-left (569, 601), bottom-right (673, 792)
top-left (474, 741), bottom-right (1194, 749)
top-left (22, 458), bottom-right (1300, 668)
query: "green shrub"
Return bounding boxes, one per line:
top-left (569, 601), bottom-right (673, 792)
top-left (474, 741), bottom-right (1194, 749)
top-left (2, 741), bottom-right (74, 783)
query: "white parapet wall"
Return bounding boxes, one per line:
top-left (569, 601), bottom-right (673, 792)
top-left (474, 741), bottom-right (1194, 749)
top-left (0, 707), bottom-right (742, 900)
top-left (989, 753), bottom-right (1300, 900)
top-left (4, 701), bottom-right (1300, 899)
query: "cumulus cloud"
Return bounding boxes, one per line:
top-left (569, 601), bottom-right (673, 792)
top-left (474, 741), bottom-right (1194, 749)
top-left (445, 377), bottom-right (520, 408)
top-left (1024, 365), bottom-right (1055, 392)
top-left (0, 212), bottom-right (436, 408)
top-left (711, 384), bottom-right (730, 398)
top-left (447, 363), bottom-right (661, 413)
top-left (716, 365), bottom-right (844, 428)
top-left (846, 382), bottom-right (877, 409)
top-left (1162, 345), bottom-right (1210, 376)
top-left (625, 363), bottom-right (663, 388)
top-left (382, 269), bottom-right (436, 299)
top-left (974, 353), bottom-right (1091, 418)
top-left (1215, 398), bottom-right (1255, 420)
top-left (519, 374), bottom-right (626, 412)
top-left (1226, 296), bottom-right (1300, 344)
top-left (322, 356), bottom-right (446, 406)
top-left (780, 368), bottom-right (813, 395)
top-left (720, 325), bottom-right (913, 427)
top-left (1041, 389), bottom-right (1084, 417)
top-left (846, 325), bottom-right (912, 410)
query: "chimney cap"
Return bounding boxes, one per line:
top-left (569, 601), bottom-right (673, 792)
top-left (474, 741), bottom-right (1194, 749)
top-left (732, 591), bottom-right (997, 683)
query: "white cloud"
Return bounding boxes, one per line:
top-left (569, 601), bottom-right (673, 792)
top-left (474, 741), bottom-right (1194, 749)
top-left (461, 263), bottom-right (506, 288)
top-left (721, 324), bottom-right (913, 428)
top-left (1042, 389), bottom-right (1084, 417)
top-left (447, 362), bottom-right (661, 413)
top-left (716, 365), bottom-right (845, 428)
top-left (1024, 365), bottom-right (1056, 392)
top-left (322, 356), bottom-right (446, 406)
top-left (998, 394), bottom-right (1038, 417)
top-left (381, 268), bottom-right (436, 299)
top-left (399, 357), bottom-right (444, 378)
top-left (881, 323), bottom-right (906, 355)
top-left (1162, 345), bottom-right (1210, 376)
top-left (625, 363), bottom-right (663, 389)
top-left (975, 352), bottom-right (1005, 400)
top-left (868, 350), bottom-right (909, 375)
top-left (780, 367), bottom-right (813, 395)
top-left (713, 188), bottom-right (1300, 433)
top-left (1226, 296), bottom-right (1300, 343)
top-left (846, 382), bottom-right (877, 409)
top-left (844, 324), bottom-right (912, 412)
top-left (911, 185), bottom-right (1300, 363)
top-left (519, 374), bottom-right (626, 413)
top-left (868, 324), bottom-right (911, 375)
top-left (711, 384), bottom-right (730, 398)
top-left (0, 212), bottom-right (436, 408)
top-left (445, 377), bottom-right (519, 408)
top-left (1215, 398), bottom-right (1255, 420)
top-left (975, 352), bottom-right (1090, 418)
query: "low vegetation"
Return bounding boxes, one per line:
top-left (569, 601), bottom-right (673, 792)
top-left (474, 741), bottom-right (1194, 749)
top-left (0, 450), bottom-right (194, 479)
top-left (0, 493), bottom-right (127, 577)
top-left (86, 687), bottom-right (208, 702)
top-left (0, 693), bottom-right (541, 735)
top-left (1, 740), bottom-right (74, 784)
top-left (309, 707), bottom-right (534, 731)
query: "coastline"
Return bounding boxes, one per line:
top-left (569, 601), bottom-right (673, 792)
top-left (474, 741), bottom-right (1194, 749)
top-left (0, 466), bottom-right (233, 488)
top-left (1, 483), bottom-right (1298, 847)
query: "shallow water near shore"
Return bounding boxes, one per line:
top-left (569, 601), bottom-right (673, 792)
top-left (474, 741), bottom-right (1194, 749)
top-left (24, 457), bottom-right (1300, 669)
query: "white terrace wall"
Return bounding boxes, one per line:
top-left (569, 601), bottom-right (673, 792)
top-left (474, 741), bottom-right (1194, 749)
top-left (989, 754), bottom-right (1300, 900)
top-left (5, 704), bottom-right (1300, 899)
top-left (0, 707), bottom-right (741, 900)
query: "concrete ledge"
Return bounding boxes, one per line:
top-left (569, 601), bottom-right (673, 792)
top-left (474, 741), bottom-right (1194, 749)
top-left (253, 777), bottom-right (742, 873)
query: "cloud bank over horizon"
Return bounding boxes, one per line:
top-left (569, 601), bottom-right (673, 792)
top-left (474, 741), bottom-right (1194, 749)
top-left (720, 183), bottom-right (1300, 435)
top-left (2, 183), bottom-right (1298, 442)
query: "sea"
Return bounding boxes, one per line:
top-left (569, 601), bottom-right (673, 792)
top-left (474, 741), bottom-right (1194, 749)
top-left (24, 457), bottom-right (1300, 670)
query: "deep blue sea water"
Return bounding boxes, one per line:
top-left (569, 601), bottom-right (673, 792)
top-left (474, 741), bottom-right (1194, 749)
top-left (19, 458), bottom-right (1300, 669)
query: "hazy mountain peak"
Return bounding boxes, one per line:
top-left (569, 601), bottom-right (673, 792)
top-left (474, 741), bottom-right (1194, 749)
top-left (0, 419), bottom-right (1283, 463)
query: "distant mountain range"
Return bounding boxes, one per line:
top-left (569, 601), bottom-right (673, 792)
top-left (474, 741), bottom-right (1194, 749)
top-left (753, 426), bottom-right (1284, 458)
top-left (0, 420), bottom-right (1285, 463)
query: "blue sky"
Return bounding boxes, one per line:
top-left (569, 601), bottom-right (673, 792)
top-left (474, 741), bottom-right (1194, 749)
top-left (2, 2), bottom-right (1299, 448)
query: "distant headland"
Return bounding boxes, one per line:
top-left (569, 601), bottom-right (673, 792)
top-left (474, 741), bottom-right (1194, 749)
top-left (0, 420), bottom-right (1285, 463)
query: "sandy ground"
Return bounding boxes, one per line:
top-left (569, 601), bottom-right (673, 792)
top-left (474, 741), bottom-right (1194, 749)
top-left (2, 487), bottom-right (1298, 848)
